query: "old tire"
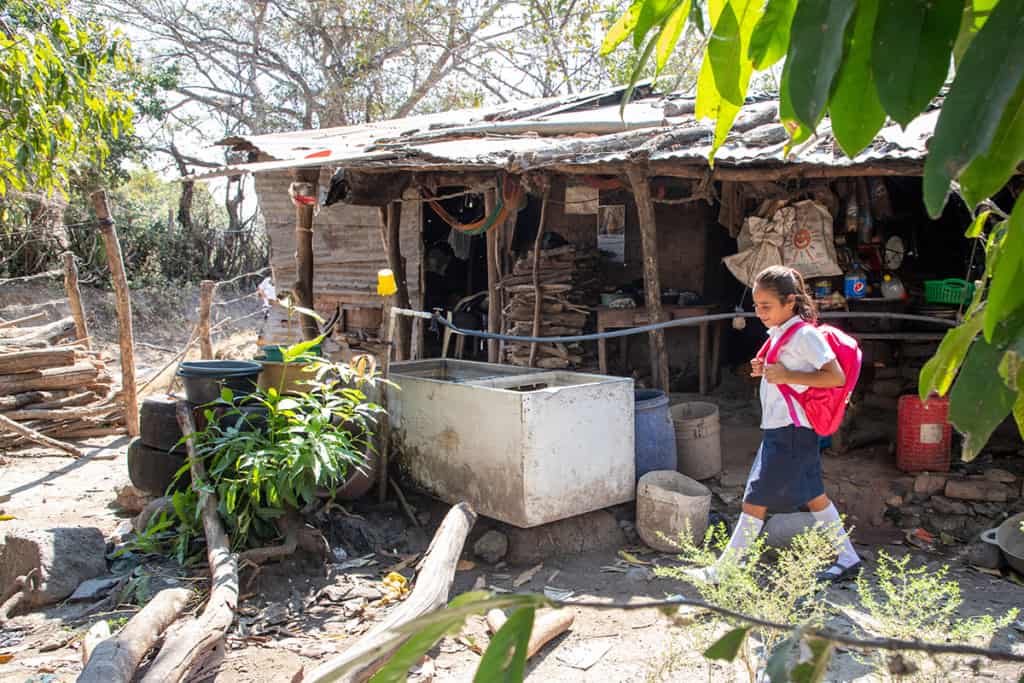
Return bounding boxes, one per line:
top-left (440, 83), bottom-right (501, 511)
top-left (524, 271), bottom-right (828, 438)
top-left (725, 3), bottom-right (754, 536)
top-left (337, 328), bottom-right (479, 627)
top-left (127, 438), bottom-right (189, 496)
top-left (140, 394), bottom-right (186, 453)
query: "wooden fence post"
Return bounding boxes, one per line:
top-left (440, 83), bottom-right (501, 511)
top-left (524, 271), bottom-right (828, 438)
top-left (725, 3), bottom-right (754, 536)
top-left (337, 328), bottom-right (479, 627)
top-left (291, 170), bottom-right (320, 341)
top-left (198, 280), bottom-right (216, 359)
top-left (485, 189), bottom-right (499, 364)
top-left (90, 190), bottom-right (139, 437)
top-left (625, 165), bottom-right (671, 393)
top-left (61, 252), bottom-right (90, 349)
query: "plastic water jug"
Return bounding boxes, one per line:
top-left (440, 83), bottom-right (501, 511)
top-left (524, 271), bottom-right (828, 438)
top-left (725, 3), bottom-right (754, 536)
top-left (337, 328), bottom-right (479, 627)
top-left (881, 273), bottom-right (906, 300)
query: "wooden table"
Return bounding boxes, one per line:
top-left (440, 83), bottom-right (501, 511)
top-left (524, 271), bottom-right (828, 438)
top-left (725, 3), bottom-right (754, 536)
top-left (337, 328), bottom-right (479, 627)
top-left (596, 305), bottom-right (720, 394)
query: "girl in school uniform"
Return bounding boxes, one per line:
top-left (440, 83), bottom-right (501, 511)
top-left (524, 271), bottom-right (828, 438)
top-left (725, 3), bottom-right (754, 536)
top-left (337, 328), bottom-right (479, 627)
top-left (690, 265), bottom-right (861, 584)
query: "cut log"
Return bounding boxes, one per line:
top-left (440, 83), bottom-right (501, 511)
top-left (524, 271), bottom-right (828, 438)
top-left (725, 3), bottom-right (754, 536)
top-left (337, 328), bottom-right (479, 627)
top-left (63, 252), bottom-right (91, 349)
top-left (1, 404), bottom-right (125, 422)
top-left (0, 362), bottom-right (100, 394)
top-left (139, 403), bottom-right (237, 683)
top-left (485, 607), bottom-right (574, 659)
top-left (0, 390), bottom-right (66, 411)
top-left (0, 348), bottom-right (78, 374)
top-left (79, 587), bottom-right (191, 683)
top-left (0, 413), bottom-right (85, 457)
top-left (198, 280), bottom-right (216, 360)
top-left (301, 502), bottom-right (477, 683)
top-left (3, 318), bottom-right (76, 345)
top-left (30, 391), bottom-right (99, 410)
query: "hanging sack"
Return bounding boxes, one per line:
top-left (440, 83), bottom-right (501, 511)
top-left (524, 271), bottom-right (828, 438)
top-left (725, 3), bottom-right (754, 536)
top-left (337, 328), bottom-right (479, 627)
top-left (756, 322), bottom-right (862, 436)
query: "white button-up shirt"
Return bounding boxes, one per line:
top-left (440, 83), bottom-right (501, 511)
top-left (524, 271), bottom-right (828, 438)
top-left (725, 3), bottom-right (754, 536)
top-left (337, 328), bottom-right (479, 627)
top-left (760, 316), bottom-right (836, 429)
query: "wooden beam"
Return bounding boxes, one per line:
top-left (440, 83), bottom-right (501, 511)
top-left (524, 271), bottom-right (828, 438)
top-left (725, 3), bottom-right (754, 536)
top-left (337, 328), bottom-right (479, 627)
top-left (485, 189), bottom-right (499, 364)
top-left (291, 168), bottom-right (321, 341)
top-left (61, 252), bottom-right (90, 349)
top-left (625, 165), bottom-right (671, 393)
top-left (528, 192), bottom-right (550, 368)
top-left (377, 202), bottom-right (411, 360)
top-left (90, 190), bottom-right (139, 437)
top-left (198, 280), bottom-right (216, 359)
top-left (547, 161), bottom-right (925, 180)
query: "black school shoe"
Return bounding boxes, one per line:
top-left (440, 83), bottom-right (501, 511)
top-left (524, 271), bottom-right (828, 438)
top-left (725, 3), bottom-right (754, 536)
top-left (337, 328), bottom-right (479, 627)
top-left (816, 560), bottom-right (862, 584)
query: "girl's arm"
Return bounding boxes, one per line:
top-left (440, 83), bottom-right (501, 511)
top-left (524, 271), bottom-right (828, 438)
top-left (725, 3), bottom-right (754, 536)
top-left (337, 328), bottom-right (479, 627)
top-left (763, 359), bottom-right (845, 388)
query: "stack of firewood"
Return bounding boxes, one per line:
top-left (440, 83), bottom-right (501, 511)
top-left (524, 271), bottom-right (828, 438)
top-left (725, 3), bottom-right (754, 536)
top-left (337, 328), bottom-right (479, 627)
top-left (498, 245), bottom-right (597, 369)
top-left (0, 316), bottom-right (125, 451)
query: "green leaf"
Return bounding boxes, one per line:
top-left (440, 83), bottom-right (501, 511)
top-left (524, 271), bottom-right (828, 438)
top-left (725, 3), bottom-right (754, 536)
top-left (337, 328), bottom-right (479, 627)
top-left (784, 0), bottom-right (854, 130)
top-left (953, 0), bottom-right (998, 65)
top-left (1013, 390), bottom-right (1024, 440)
top-left (703, 626), bottom-right (750, 661)
top-left (473, 607), bottom-right (535, 682)
top-left (790, 638), bottom-right (834, 683)
top-left (949, 335), bottom-right (1017, 461)
top-left (922, 0), bottom-right (1024, 218)
top-left (282, 333), bottom-right (326, 363)
top-left (872, 0), bottom-right (961, 127)
top-left (748, 0), bottom-right (796, 70)
top-left (601, 0), bottom-right (644, 56)
top-left (764, 633), bottom-right (799, 682)
top-left (959, 81), bottom-right (1024, 209)
top-left (621, 33), bottom-right (659, 118)
top-left (966, 210), bottom-right (991, 239)
top-left (779, 57), bottom-right (816, 151)
top-left (829, 0), bottom-right (886, 157)
top-left (919, 310), bottom-right (984, 399)
top-left (634, 0), bottom-right (680, 50)
top-left (656, 0), bottom-right (691, 74)
top-left (984, 198), bottom-right (1024, 341)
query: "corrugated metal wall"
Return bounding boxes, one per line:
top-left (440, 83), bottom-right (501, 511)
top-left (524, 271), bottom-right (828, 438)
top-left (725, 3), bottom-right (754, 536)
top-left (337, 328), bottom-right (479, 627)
top-left (255, 168), bottom-right (422, 331)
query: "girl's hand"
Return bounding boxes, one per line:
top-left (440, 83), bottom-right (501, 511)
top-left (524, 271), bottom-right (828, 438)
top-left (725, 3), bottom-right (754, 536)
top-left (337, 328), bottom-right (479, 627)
top-left (763, 363), bottom-right (789, 384)
top-left (750, 358), bottom-right (764, 377)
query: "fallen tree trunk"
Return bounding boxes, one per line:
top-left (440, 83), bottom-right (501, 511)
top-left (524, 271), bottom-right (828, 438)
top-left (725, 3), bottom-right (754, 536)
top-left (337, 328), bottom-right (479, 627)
top-left (486, 607), bottom-right (574, 659)
top-left (0, 413), bottom-right (84, 458)
top-left (301, 501), bottom-right (477, 683)
top-left (139, 403), bottom-right (238, 683)
top-left (79, 587), bottom-right (191, 683)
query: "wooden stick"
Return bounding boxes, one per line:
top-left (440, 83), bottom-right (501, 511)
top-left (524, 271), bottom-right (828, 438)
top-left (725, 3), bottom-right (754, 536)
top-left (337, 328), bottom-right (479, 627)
top-left (0, 362), bottom-right (100, 395)
top-left (0, 348), bottom-right (77, 375)
top-left (486, 607), bottom-right (574, 659)
top-left (301, 501), bottom-right (477, 683)
top-left (0, 312), bottom-right (45, 329)
top-left (3, 317), bottom-right (76, 345)
top-left (625, 165), bottom-right (670, 392)
top-left (291, 171), bottom-right (320, 341)
top-left (0, 390), bottom-right (65, 411)
top-left (91, 190), bottom-right (139, 437)
top-left (198, 280), bottom-right (216, 359)
top-left (140, 403), bottom-right (238, 683)
top-left (79, 587), bottom-right (192, 683)
top-left (485, 188), bottom-right (499, 364)
top-left (378, 308), bottom-right (398, 504)
top-left (378, 202), bottom-right (411, 360)
top-left (0, 413), bottom-right (84, 458)
top-left (1, 404), bottom-right (123, 422)
top-left (62, 252), bottom-right (90, 349)
top-left (528, 193), bottom-right (550, 368)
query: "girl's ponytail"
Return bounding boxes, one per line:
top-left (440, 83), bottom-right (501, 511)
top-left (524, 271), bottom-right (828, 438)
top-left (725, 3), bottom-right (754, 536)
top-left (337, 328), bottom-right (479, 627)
top-left (754, 265), bottom-right (818, 322)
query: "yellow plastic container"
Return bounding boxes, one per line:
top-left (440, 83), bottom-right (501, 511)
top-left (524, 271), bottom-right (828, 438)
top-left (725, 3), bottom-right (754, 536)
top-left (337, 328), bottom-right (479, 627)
top-left (377, 269), bottom-right (397, 296)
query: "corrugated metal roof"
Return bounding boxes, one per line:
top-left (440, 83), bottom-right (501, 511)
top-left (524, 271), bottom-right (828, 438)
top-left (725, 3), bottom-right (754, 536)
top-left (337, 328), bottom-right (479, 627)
top-left (192, 86), bottom-right (937, 181)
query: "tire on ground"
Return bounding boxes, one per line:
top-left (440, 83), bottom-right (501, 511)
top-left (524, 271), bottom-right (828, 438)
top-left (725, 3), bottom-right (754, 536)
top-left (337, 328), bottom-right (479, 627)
top-left (127, 438), bottom-right (189, 496)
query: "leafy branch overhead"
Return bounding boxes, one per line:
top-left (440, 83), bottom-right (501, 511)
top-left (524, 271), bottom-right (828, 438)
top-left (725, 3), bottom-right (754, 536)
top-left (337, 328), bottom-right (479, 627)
top-left (604, 0), bottom-right (1024, 457)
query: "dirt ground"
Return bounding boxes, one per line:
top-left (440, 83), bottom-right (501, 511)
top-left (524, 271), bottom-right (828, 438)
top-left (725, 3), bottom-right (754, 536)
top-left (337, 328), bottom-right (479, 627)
top-left (2, 281), bottom-right (1024, 682)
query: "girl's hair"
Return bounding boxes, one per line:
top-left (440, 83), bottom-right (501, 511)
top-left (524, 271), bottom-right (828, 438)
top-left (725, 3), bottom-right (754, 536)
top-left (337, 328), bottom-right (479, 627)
top-left (754, 265), bottom-right (818, 322)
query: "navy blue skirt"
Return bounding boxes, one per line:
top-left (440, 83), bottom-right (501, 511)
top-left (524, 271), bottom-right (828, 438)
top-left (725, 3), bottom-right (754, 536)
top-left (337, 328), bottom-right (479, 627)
top-left (743, 426), bottom-right (824, 512)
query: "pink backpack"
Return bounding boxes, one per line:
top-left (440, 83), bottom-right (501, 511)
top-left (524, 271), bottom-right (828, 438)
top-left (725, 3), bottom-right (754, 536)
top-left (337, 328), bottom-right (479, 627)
top-left (756, 321), bottom-right (862, 436)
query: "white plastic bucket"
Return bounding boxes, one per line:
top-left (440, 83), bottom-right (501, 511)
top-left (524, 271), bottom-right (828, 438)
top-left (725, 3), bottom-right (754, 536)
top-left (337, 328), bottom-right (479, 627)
top-left (636, 470), bottom-right (711, 552)
top-left (670, 402), bottom-right (722, 480)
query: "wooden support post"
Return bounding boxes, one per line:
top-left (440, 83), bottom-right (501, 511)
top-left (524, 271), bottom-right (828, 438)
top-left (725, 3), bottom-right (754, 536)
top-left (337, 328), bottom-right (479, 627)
top-left (378, 308), bottom-right (399, 504)
top-left (378, 203), bottom-right (411, 360)
top-left (61, 252), bottom-right (89, 349)
top-left (291, 169), bottom-right (320, 341)
top-left (624, 166), bottom-right (670, 393)
top-left (90, 190), bottom-right (140, 437)
top-left (485, 189), bottom-right (500, 364)
top-left (528, 192), bottom-right (551, 368)
top-left (198, 280), bottom-right (216, 360)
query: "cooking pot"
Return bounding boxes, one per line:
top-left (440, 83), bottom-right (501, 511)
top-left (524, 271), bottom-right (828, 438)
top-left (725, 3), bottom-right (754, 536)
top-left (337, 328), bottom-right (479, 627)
top-left (981, 511), bottom-right (1024, 575)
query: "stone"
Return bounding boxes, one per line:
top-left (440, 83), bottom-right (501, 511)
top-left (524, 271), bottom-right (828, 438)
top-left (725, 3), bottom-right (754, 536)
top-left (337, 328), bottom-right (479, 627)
top-left (945, 479), bottom-right (1011, 503)
top-left (930, 496), bottom-right (970, 516)
top-left (623, 567), bottom-right (654, 583)
top-left (972, 502), bottom-right (1003, 517)
top-left (114, 484), bottom-right (153, 515)
top-left (966, 541), bottom-right (1005, 570)
top-left (505, 510), bottom-right (625, 565)
top-left (984, 468), bottom-right (1017, 484)
top-left (927, 515), bottom-right (967, 535)
top-left (618, 520), bottom-right (640, 545)
top-left (473, 530), bottom-right (509, 564)
top-left (0, 526), bottom-right (107, 610)
top-left (913, 472), bottom-right (949, 497)
top-left (68, 576), bottom-right (120, 602)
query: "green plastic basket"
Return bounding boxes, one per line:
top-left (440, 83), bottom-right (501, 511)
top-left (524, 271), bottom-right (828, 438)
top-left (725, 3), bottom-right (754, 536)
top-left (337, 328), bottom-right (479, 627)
top-left (923, 278), bottom-right (975, 306)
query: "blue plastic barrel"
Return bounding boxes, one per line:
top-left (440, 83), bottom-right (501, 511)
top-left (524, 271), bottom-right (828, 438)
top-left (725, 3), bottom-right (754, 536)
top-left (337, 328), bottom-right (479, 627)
top-left (634, 389), bottom-right (678, 481)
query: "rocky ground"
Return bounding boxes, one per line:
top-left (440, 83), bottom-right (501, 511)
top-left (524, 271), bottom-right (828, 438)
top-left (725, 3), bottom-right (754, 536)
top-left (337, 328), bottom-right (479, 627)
top-left (2, 281), bottom-right (1024, 682)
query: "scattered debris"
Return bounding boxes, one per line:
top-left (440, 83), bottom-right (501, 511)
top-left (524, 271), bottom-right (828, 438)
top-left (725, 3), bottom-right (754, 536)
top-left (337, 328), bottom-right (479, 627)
top-left (513, 563), bottom-right (543, 588)
top-left (473, 530), bottom-right (508, 564)
top-left (114, 485), bottom-right (153, 515)
top-left (69, 576), bottom-right (121, 602)
top-left (335, 554), bottom-right (377, 571)
top-left (555, 637), bottom-right (614, 670)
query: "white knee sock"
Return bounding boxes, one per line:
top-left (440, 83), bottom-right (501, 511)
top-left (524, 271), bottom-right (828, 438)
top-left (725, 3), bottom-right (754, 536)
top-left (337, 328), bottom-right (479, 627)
top-left (720, 512), bottom-right (764, 561)
top-left (812, 503), bottom-right (860, 567)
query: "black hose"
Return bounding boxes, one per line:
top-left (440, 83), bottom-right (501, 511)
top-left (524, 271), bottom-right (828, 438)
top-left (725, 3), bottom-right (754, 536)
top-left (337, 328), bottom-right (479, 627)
top-left (430, 310), bottom-right (956, 344)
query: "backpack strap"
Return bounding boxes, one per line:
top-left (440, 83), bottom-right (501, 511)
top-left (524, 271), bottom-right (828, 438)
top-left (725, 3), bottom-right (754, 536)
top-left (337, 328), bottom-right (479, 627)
top-left (758, 320), bottom-right (809, 428)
